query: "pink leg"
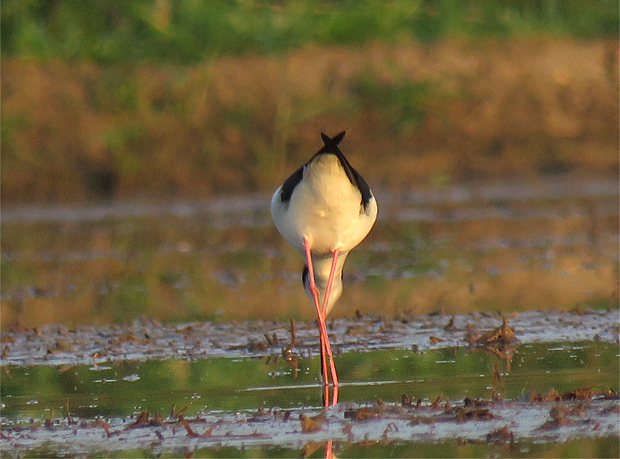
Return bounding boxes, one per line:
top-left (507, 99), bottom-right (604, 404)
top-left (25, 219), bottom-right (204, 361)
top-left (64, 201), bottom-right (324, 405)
top-left (325, 440), bottom-right (334, 459)
top-left (303, 237), bottom-right (331, 392)
top-left (322, 382), bottom-right (339, 408)
top-left (332, 383), bottom-right (339, 406)
top-left (321, 250), bottom-right (340, 390)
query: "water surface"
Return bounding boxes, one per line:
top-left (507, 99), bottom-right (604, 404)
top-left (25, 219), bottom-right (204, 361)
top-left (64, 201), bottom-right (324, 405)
top-left (1, 177), bottom-right (618, 457)
top-left (2, 340), bottom-right (618, 457)
top-left (2, 177), bottom-right (617, 327)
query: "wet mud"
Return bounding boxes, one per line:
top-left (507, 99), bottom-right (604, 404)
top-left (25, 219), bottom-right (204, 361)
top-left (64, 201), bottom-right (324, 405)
top-left (1, 177), bottom-right (618, 457)
top-left (1, 394), bottom-right (618, 458)
top-left (1, 310), bottom-right (618, 457)
top-left (1, 309), bottom-right (617, 367)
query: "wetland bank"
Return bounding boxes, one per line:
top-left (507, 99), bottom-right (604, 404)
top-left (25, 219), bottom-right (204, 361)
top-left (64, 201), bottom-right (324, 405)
top-left (2, 1), bottom-right (619, 457)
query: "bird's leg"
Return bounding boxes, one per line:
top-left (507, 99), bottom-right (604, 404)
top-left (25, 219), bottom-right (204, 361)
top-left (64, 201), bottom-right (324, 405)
top-left (331, 383), bottom-right (339, 406)
top-left (321, 249), bottom-right (340, 389)
top-left (303, 237), bottom-right (331, 390)
top-left (325, 440), bottom-right (334, 459)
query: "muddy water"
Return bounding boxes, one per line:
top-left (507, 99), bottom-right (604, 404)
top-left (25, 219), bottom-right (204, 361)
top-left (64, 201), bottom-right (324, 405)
top-left (1, 309), bottom-right (619, 456)
top-left (1, 177), bottom-right (619, 457)
top-left (1, 177), bottom-right (618, 328)
top-left (1, 332), bottom-right (618, 457)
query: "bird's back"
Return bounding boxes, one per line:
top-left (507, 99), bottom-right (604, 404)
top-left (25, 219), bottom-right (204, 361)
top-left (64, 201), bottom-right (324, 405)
top-left (272, 152), bottom-right (377, 256)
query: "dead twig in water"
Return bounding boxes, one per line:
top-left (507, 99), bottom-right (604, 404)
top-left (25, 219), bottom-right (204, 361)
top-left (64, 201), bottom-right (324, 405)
top-left (299, 413), bottom-right (325, 432)
top-left (282, 319), bottom-right (299, 377)
top-left (264, 332), bottom-right (278, 345)
top-left (472, 316), bottom-right (519, 346)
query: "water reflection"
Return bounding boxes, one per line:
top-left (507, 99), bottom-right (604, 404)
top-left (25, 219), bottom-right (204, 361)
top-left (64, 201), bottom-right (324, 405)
top-left (1, 342), bottom-right (618, 457)
top-left (2, 342), bottom-right (617, 419)
top-left (2, 178), bottom-right (618, 328)
top-left (464, 315), bottom-right (519, 372)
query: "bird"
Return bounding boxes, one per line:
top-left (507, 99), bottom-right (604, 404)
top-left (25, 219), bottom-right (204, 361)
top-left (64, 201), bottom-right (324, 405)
top-left (270, 131), bottom-right (378, 396)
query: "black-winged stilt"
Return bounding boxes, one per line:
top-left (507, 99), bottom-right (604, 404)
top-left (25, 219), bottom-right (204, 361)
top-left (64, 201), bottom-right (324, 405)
top-left (271, 131), bottom-right (378, 399)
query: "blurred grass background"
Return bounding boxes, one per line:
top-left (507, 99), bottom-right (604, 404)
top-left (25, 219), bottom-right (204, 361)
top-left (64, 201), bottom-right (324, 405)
top-left (1, 0), bottom-right (618, 203)
top-left (3, 0), bottom-right (616, 61)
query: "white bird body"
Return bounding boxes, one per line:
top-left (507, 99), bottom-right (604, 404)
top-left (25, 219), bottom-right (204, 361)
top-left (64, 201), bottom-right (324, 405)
top-left (271, 152), bottom-right (377, 315)
top-left (271, 154), bottom-right (377, 257)
top-left (270, 131), bottom-right (377, 395)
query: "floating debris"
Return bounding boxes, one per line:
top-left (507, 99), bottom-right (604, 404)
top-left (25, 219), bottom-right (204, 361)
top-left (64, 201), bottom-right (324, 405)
top-left (0, 388), bottom-right (617, 456)
top-left (2, 310), bottom-right (615, 368)
top-left (299, 413), bottom-right (325, 433)
top-left (468, 316), bottom-right (519, 347)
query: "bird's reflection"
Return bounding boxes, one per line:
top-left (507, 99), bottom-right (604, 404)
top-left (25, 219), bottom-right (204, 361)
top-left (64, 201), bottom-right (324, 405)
top-left (323, 383), bottom-right (339, 407)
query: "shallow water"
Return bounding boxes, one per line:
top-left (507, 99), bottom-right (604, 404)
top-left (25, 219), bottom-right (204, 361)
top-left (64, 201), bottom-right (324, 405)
top-left (2, 341), bottom-right (618, 418)
top-left (1, 311), bottom-right (619, 457)
top-left (2, 340), bottom-right (619, 457)
top-left (1, 177), bottom-right (618, 457)
top-left (2, 177), bottom-right (618, 328)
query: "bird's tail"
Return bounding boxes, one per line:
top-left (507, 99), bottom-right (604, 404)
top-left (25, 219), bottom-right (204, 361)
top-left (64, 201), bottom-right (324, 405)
top-left (319, 131), bottom-right (346, 154)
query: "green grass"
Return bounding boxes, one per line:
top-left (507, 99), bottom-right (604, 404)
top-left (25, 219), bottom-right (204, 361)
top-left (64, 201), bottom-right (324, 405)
top-left (2, 0), bottom-right (618, 63)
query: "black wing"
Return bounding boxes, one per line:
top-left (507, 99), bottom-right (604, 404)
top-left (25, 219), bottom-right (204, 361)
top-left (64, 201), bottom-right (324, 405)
top-left (318, 131), bottom-right (373, 214)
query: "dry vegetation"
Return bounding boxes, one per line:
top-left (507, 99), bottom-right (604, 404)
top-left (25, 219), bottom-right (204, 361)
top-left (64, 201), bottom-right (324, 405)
top-left (2, 38), bottom-right (618, 203)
